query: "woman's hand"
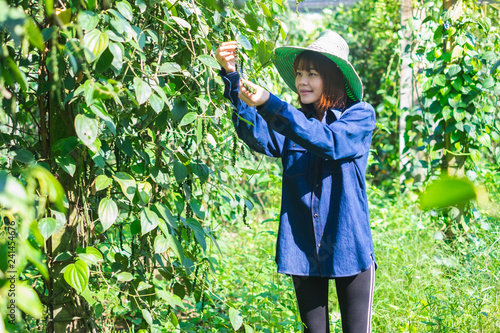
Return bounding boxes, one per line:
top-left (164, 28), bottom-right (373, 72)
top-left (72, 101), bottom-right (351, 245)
top-left (238, 79), bottom-right (270, 107)
top-left (215, 41), bottom-right (238, 73)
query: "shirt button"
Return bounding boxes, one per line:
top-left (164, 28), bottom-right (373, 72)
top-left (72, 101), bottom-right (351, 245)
top-left (293, 144), bottom-right (296, 147)
top-left (315, 184), bottom-right (319, 188)
top-left (317, 244), bottom-right (320, 248)
top-left (314, 213), bottom-right (318, 218)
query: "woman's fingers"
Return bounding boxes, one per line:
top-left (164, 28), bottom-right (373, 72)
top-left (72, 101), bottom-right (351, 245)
top-left (216, 41), bottom-right (238, 73)
top-left (238, 80), bottom-right (270, 107)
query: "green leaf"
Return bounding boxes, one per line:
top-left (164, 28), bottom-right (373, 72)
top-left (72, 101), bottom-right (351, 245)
top-left (237, 34), bottom-right (252, 50)
top-left (134, 77), bottom-right (152, 105)
top-left (98, 198), bottom-right (119, 231)
top-left (38, 217), bottom-right (57, 240)
top-left (420, 177), bottom-right (476, 209)
top-left (116, 1), bottom-right (133, 21)
top-left (95, 48), bottom-right (113, 72)
top-left (116, 272), bottom-right (133, 282)
top-left (157, 290), bottom-right (185, 308)
top-left (453, 109), bottom-right (465, 122)
top-left (64, 260), bottom-right (89, 294)
top-left (478, 133), bottom-right (491, 147)
top-left (56, 155), bottom-right (76, 176)
top-left (149, 93), bottom-right (164, 113)
top-left (185, 218), bottom-right (206, 251)
top-left (26, 18), bottom-right (45, 51)
top-left (229, 307), bottom-right (243, 331)
top-left (482, 77), bottom-right (495, 89)
top-left (154, 235), bottom-right (170, 253)
top-left (173, 160), bottom-right (187, 183)
top-left (159, 62), bottom-right (181, 74)
top-left (78, 246), bottom-right (104, 264)
top-left (113, 172), bottom-right (137, 202)
top-left (44, 0), bottom-right (54, 16)
top-left (16, 283), bottom-right (43, 318)
top-left (75, 114), bottom-right (99, 148)
top-left (83, 29), bottom-right (109, 63)
top-left (259, 2), bottom-right (272, 17)
top-left (179, 112), bottom-right (198, 127)
top-left (0, 172), bottom-right (28, 211)
top-left (142, 309), bottom-right (153, 325)
top-left (198, 55), bottom-right (220, 69)
top-left (432, 74), bottom-right (446, 87)
top-left (137, 181), bottom-right (152, 205)
top-left (26, 166), bottom-right (67, 212)
top-left (140, 207), bottom-right (160, 235)
top-left (154, 202), bottom-right (178, 229)
top-left (108, 41), bottom-right (124, 71)
top-left (137, 281), bottom-right (153, 291)
top-left (78, 11), bottom-right (99, 31)
top-left (446, 64), bottom-right (461, 77)
top-left (172, 16), bottom-right (191, 30)
top-left (95, 175), bottom-right (113, 191)
top-left (244, 324), bottom-right (254, 333)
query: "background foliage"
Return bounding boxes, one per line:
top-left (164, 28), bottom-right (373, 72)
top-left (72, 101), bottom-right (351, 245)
top-left (1, 0), bottom-right (500, 332)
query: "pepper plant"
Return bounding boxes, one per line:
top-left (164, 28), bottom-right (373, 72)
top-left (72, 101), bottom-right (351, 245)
top-left (0, 0), bottom-right (289, 331)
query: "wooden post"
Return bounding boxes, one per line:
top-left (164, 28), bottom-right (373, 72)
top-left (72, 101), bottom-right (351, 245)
top-left (399, 0), bottom-right (413, 186)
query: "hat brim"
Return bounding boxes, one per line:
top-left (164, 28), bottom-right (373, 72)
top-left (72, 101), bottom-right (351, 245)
top-left (272, 46), bottom-right (363, 102)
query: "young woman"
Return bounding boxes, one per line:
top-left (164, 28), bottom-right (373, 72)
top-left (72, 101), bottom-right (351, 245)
top-left (216, 30), bottom-right (376, 333)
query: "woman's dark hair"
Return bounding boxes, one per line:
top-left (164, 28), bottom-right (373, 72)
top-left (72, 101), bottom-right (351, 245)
top-left (293, 50), bottom-right (347, 112)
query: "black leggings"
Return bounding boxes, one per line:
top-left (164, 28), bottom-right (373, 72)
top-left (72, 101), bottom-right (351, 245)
top-left (291, 264), bottom-right (375, 333)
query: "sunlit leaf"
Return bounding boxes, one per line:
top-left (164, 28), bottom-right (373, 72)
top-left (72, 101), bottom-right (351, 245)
top-left (172, 16), bottom-right (191, 30)
top-left (83, 29), bottom-right (109, 63)
top-left (116, 1), bottom-right (133, 21)
top-left (38, 217), bottom-right (57, 240)
top-left (159, 62), bottom-right (181, 74)
top-left (16, 283), bottom-right (43, 318)
top-left (198, 55), bottom-right (220, 69)
top-left (154, 235), bottom-right (170, 253)
top-left (134, 77), bottom-right (152, 105)
top-left (140, 207), bottom-right (160, 235)
top-left (237, 34), bottom-right (252, 50)
top-left (64, 260), bottom-right (89, 294)
top-left (95, 175), bottom-right (113, 191)
top-left (78, 246), bottom-right (104, 265)
top-left (116, 272), bottom-right (133, 282)
top-left (142, 309), bottom-right (153, 325)
top-left (75, 114), bottom-right (99, 148)
top-left (229, 307), bottom-right (243, 331)
top-left (56, 155), bottom-right (76, 176)
top-left (98, 198), bottom-right (118, 231)
top-left (420, 177), bottom-right (476, 209)
top-left (113, 172), bottom-right (136, 202)
top-left (179, 112), bottom-right (198, 127)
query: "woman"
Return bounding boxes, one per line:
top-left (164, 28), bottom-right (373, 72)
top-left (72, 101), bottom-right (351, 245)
top-left (216, 30), bottom-right (376, 333)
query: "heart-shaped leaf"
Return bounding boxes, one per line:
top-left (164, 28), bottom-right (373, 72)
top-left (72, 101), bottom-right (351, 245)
top-left (64, 260), bottom-right (89, 294)
top-left (75, 114), bottom-right (99, 148)
top-left (83, 29), bottom-right (109, 63)
top-left (140, 207), bottom-right (160, 235)
top-left (38, 217), bottom-right (57, 240)
top-left (113, 172), bottom-right (136, 202)
top-left (134, 77), bottom-right (152, 105)
top-left (98, 198), bottom-right (118, 231)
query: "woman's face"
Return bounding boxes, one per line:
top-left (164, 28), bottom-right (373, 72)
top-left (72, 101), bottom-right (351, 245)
top-left (295, 67), bottom-right (324, 108)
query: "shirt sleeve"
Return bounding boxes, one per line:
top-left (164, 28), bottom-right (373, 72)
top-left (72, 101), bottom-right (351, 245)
top-left (220, 69), bottom-right (285, 158)
top-left (256, 93), bottom-right (376, 160)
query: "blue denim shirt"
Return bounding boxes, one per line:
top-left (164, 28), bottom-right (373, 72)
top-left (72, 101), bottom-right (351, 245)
top-left (221, 70), bottom-right (376, 278)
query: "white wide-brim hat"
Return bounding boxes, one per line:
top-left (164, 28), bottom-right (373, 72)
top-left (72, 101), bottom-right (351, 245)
top-left (272, 30), bottom-right (363, 102)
